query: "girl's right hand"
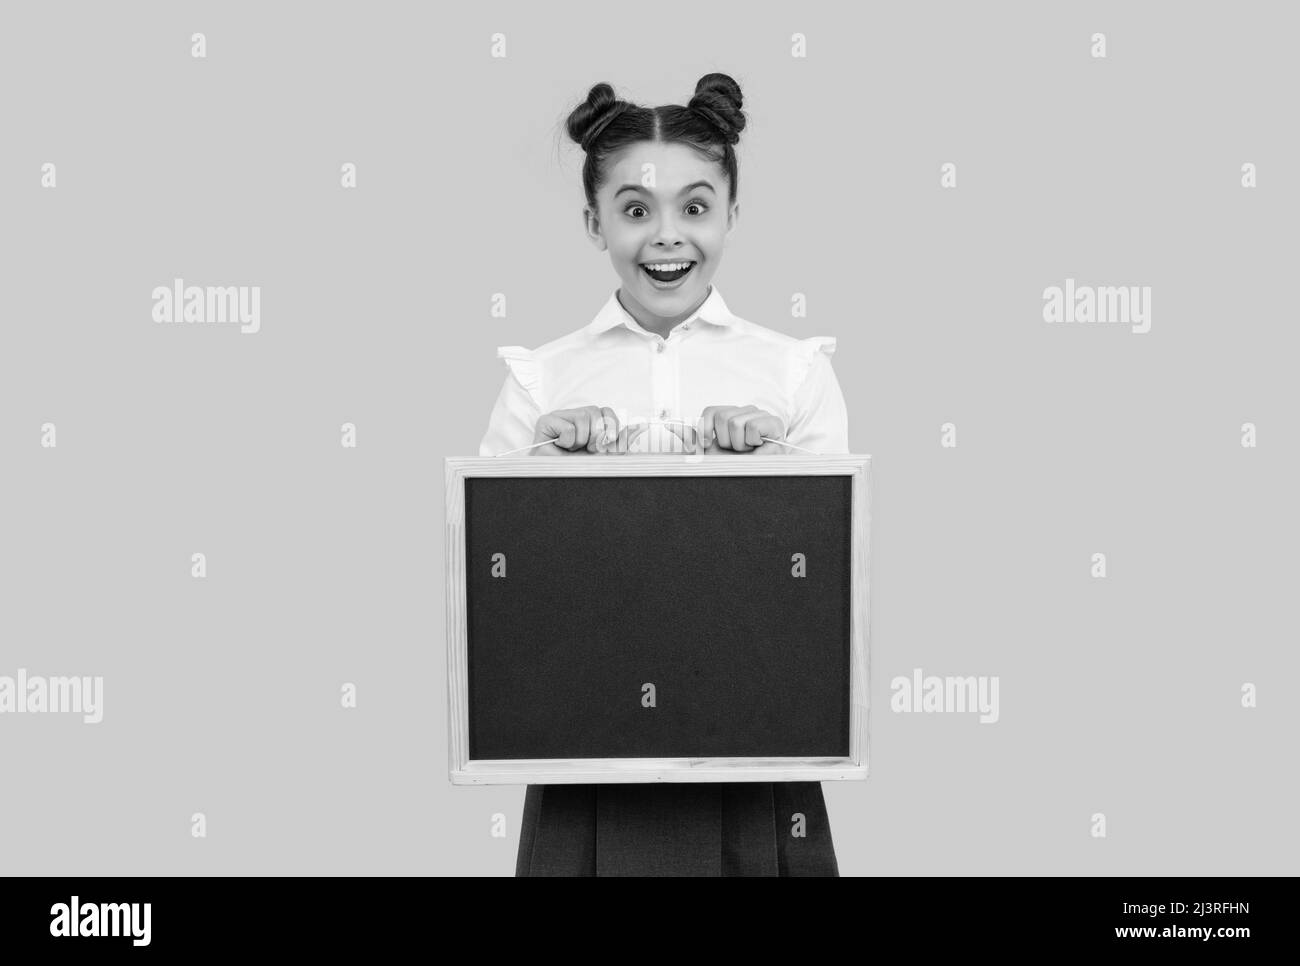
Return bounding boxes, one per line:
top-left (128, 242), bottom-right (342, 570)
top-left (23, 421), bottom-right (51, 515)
top-left (531, 406), bottom-right (647, 455)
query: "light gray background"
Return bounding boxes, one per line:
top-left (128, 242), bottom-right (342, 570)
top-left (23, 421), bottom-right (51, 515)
top-left (1, 0), bottom-right (1296, 875)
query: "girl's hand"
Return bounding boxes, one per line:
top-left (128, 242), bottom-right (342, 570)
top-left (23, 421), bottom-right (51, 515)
top-left (531, 406), bottom-right (647, 455)
top-left (665, 405), bottom-right (789, 454)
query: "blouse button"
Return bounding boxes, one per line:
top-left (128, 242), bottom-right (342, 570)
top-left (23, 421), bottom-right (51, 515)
top-left (656, 342), bottom-right (665, 353)
top-left (657, 408), bottom-right (668, 419)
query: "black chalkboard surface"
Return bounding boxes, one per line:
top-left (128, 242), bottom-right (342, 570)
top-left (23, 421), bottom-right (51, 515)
top-left (464, 471), bottom-right (851, 761)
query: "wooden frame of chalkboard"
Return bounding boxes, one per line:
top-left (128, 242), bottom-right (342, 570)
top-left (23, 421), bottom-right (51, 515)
top-left (445, 454), bottom-right (871, 784)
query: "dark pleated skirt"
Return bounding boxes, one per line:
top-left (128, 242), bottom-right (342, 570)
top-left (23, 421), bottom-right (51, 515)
top-left (516, 781), bottom-right (838, 877)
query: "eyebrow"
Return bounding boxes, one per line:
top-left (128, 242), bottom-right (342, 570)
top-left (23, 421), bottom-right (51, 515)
top-left (614, 180), bottom-right (716, 198)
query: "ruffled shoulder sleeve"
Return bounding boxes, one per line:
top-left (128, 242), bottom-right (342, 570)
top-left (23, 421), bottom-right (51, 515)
top-left (496, 345), bottom-right (544, 410)
top-left (788, 335), bottom-right (837, 397)
top-left (784, 334), bottom-right (849, 454)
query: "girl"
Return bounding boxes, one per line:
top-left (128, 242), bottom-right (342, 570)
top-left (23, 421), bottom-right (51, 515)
top-left (478, 73), bottom-right (851, 876)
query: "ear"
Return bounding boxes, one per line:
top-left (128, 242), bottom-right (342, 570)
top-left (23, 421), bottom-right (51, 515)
top-left (725, 200), bottom-right (740, 240)
top-left (583, 205), bottom-right (608, 251)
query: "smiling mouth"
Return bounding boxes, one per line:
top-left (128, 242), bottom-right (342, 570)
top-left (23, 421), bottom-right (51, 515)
top-left (640, 261), bottom-right (696, 284)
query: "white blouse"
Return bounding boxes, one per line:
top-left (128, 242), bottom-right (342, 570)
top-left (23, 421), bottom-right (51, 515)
top-left (477, 285), bottom-right (849, 456)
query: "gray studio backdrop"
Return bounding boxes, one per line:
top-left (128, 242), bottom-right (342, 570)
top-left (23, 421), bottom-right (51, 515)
top-left (1, 0), bottom-right (1296, 876)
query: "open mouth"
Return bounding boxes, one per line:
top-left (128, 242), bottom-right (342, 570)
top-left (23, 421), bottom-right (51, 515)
top-left (640, 261), bottom-right (696, 285)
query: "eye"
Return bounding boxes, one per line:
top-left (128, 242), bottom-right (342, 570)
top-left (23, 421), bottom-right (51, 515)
top-left (686, 201), bottom-right (708, 215)
top-left (624, 203), bottom-right (648, 218)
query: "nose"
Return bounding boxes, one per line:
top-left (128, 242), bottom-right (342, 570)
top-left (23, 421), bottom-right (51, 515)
top-left (651, 212), bottom-right (686, 248)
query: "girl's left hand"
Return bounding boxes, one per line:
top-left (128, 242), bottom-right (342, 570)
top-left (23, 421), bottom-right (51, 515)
top-left (665, 405), bottom-right (789, 454)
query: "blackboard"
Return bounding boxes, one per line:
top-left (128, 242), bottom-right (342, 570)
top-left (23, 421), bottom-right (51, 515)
top-left (462, 471), bottom-right (854, 764)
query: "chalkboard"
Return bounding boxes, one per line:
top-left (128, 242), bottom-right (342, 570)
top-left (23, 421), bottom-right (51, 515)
top-left (445, 455), bottom-right (870, 784)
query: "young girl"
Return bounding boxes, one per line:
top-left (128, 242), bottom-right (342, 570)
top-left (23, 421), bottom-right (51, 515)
top-left (478, 73), bottom-right (850, 876)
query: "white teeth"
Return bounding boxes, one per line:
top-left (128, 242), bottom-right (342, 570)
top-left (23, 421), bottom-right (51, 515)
top-left (643, 262), bottom-right (692, 272)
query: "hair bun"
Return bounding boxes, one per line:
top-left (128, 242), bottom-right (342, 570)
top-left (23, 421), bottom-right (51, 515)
top-left (568, 82), bottom-right (630, 153)
top-left (688, 73), bottom-right (745, 146)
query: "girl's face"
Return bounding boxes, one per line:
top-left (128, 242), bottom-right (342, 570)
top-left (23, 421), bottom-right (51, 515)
top-left (584, 140), bottom-right (739, 331)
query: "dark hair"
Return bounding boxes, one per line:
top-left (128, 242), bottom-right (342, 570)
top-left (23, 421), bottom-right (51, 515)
top-left (564, 73), bottom-right (746, 210)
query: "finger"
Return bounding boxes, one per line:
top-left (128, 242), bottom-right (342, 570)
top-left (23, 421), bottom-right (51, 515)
top-left (718, 405), bottom-right (761, 451)
top-left (726, 412), bottom-right (750, 451)
top-left (697, 406), bottom-right (727, 450)
top-left (572, 408), bottom-right (594, 449)
top-left (767, 415), bottom-right (790, 449)
top-left (746, 414), bottom-right (782, 449)
top-left (710, 408), bottom-right (737, 451)
top-left (558, 410), bottom-right (593, 451)
top-left (590, 408), bottom-right (624, 454)
top-left (586, 408), bottom-right (609, 453)
top-left (599, 407), bottom-right (619, 448)
top-left (725, 407), bottom-right (761, 452)
top-left (585, 405), bottom-right (609, 450)
top-left (535, 414), bottom-right (577, 450)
